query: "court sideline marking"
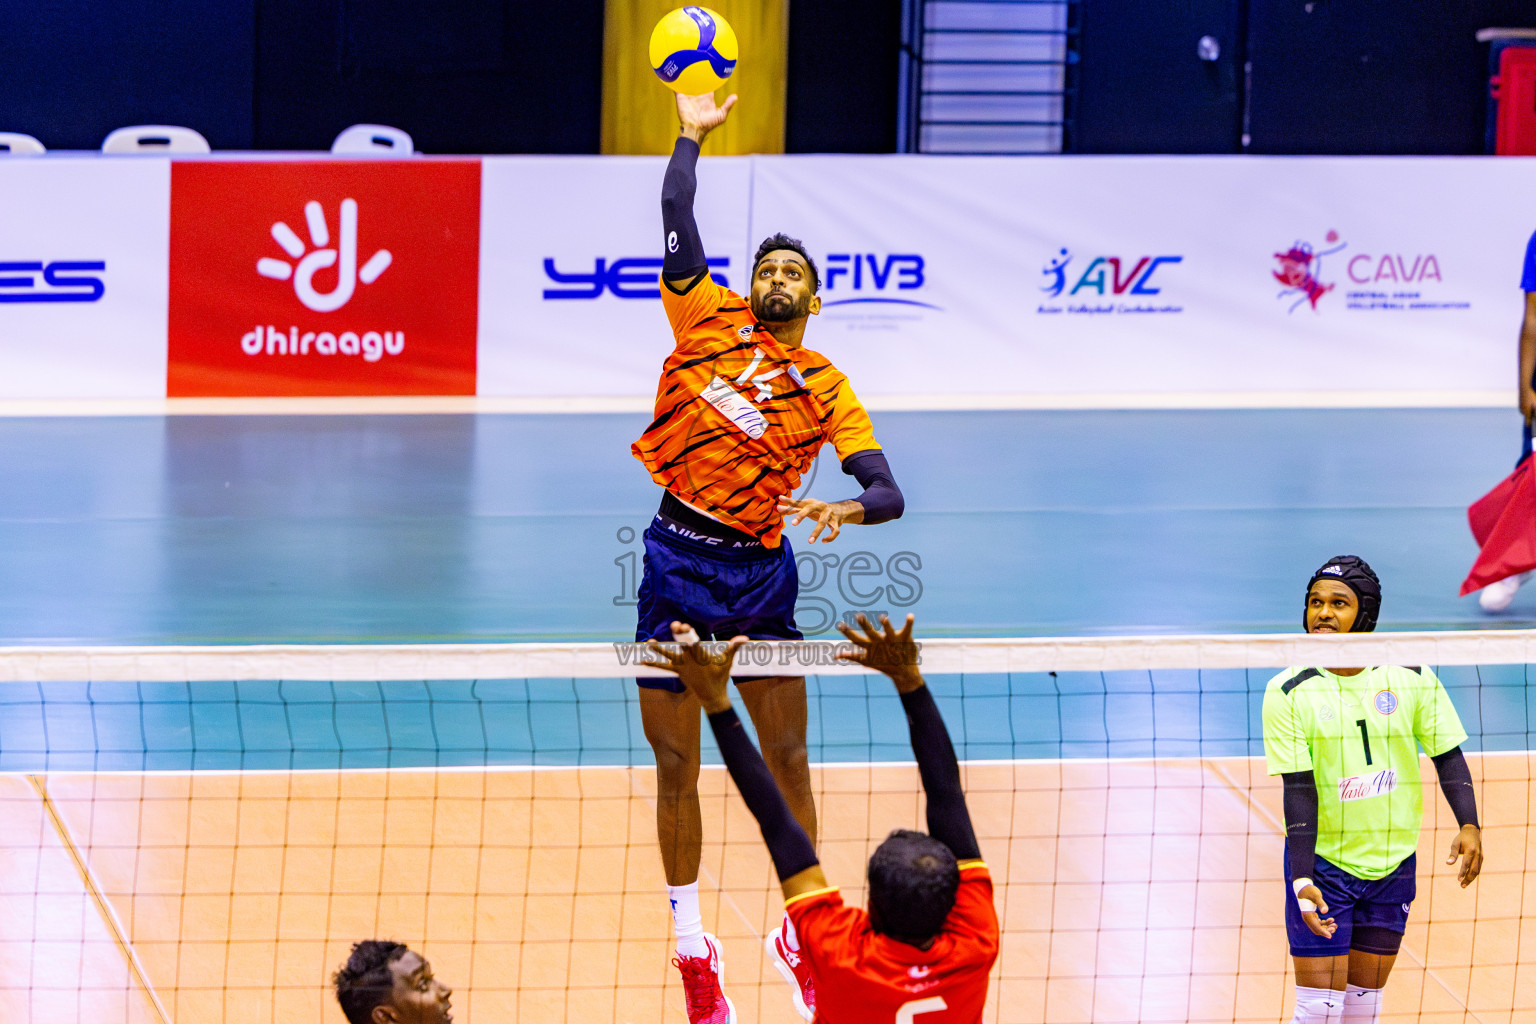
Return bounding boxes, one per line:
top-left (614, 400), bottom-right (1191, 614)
top-left (27, 774), bottom-right (173, 1024)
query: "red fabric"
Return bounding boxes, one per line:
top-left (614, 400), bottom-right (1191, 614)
top-left (1495, 46), bottom-right (1536, 156)
top-left (784, 864), bottom-right (998, 1023)
top-left (1461, 457), bottom-right (1536, 595)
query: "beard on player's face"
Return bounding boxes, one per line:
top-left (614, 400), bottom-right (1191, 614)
top-left (752, 289), bottom-right (812, 322)
top-left (751, 252), bottom-right (817, 324)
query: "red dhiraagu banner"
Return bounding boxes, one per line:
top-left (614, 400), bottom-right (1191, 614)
top-left (168, 160), bottom-right (480, 396)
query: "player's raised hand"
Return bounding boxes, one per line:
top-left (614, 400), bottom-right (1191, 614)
top-left (1295, 882), bottom-right (1337, 938)
top-left (777, 497), bottom-right (862, 544)
top-left (676, 91), bottom-right (738, 143)
top-left (836, 613), bottom-right (924, 693)
top-left (1447, 824), bottom-right (1483, 887)
top-left (642, 622), bottom-right (745, 713)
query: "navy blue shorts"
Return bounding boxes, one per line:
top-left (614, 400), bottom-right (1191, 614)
top-left (1283, 846), bottom-right (1415, 957)
top-left (634, 521), bottom-right (801, 693)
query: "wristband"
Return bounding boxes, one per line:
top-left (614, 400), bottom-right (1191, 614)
top-left (1293, 876), bottom-right (1317, 913)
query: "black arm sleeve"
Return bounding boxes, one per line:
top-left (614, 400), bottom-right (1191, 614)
top-left (706, 707), bottom-right (820, 881)
top-left (1281, 770), bottom-right (1319, 881)
top-left (660, 136), bottom-right (708, 287)
top-left (1430, 745), bottom-right (1480, 829)
top-left (842, 450), bottom-right (905, 525)
top-left (899, 684), bottom-right (981, 861)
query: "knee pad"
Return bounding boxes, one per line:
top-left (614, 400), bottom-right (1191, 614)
top-left (1291, 985), bottom-right (1343, 1024)
top-left (1343, 984), bottom-right (1382, 1022)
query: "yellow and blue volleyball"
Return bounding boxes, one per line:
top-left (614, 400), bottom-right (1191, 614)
top-left (649, 6), bottom-right (738, 94)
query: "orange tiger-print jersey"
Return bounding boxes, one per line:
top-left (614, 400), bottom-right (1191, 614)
top-left (631, 274), bottom-right (879, 549)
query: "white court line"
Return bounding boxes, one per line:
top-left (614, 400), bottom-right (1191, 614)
top-left (28, 774), bottom-right (173, 1024)
top-left (0, 389), bottom-right (1513, 417)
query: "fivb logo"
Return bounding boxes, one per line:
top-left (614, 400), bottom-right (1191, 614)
top-left (822, 253), bottom-right (940, 310)
top-left (256, 199), bottom-right (392, 312)
top-left (244, 198), bottom-right (404, 362)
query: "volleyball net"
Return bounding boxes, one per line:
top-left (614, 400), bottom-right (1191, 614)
top-left (2, 632), bottom-right (1533, 1023)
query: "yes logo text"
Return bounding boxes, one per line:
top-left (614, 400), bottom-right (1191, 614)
top-left (543, 257), bottom-right (730, 298)
top-left (0, 261), bottom-right (106, 303)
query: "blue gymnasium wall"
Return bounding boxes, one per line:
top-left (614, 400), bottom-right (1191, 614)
top-left (1069, 0), bottom-right (1534, 154)
top-left (0, 0), bottom-right (898, 155)
top-left (4, 1), bottom-right (1528, 155)
top-left (0, 0), bottom-right (258, 150)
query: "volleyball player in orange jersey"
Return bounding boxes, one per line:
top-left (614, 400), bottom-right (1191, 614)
top-left (645, 614), bottom-right (999, 1024)
top-left (632, 91), bottom-right (905, 1024)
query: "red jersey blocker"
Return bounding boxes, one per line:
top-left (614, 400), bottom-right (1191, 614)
top-left (646, 612), bottom-right (1001, 1024)
top-left (787, 863), bottom-right (999, 1022)
top-left (632, 274), bottom-right (879, 549)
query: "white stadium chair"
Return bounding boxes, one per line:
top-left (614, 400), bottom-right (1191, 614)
top-left (101, 125), bottom-right (211, 155)
top-left (0, 132), bottom-right (45, 156)
top-left (331, 123), bottom-right (415, 156)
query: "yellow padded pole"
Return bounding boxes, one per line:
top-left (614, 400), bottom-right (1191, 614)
top-left (602, 0), bottom-right (788, 155)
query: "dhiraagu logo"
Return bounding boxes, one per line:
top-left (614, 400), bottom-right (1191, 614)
top-left (1038, 246), bottom-right (1184, 316)
top-left (257, 199), bottom-right (393, 312)
top-left (167, 158), bottom-right (481, 397)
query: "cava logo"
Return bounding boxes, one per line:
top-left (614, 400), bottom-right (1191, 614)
top-left (1275, 229), bottom-right (1470, 314)
top-left (1347, 253), bottom-right (1443, 285)
top-left (1273, 231), bottom-right (1345, 313)
top-left (256, 199), bottom-right (393, 312)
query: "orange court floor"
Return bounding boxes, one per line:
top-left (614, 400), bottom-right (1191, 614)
top-left (1, 754), bottom-right (1532, 1024)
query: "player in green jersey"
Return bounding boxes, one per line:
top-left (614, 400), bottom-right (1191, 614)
top-left (1262, 556), bottom-right (1483, 1024)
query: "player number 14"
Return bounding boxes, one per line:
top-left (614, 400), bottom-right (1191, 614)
top-left (897, 996), bottom-right (947, 1023)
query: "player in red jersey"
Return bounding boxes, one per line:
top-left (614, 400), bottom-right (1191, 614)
top-left (645, 614), bottom-right (999, 1023)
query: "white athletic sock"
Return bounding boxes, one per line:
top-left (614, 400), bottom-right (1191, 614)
top-left (668, 882), bottom-right (709, 959)
top-left (781, 912), bottom-right (801, 952)
top-left (1290, 985), bottom-right (1343, 1024)
top-left (1342, 984), bottom-right (1382, 1023)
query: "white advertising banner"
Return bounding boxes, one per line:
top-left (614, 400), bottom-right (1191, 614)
top-left (0, 158), bottom-right (169, 398)
top-left (0, 155), bottom-right (1530, 406)
top-left (747, 156), bottom-right (1534, 401)
top-left (478, 155), bottom-right (1536, 404)
top-left (477, 155), bottom-right (752, 399)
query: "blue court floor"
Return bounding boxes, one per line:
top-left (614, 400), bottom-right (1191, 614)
top-left (0, 408), bottom-right (1526, 646)
top-left (0, 408), bottom-right (1531, 770)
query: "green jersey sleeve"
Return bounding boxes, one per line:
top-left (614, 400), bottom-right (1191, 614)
top-left (1412, 667), bottom-right (1468, 757)
top-left (1262, 670), bottom-right (1314, 776)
